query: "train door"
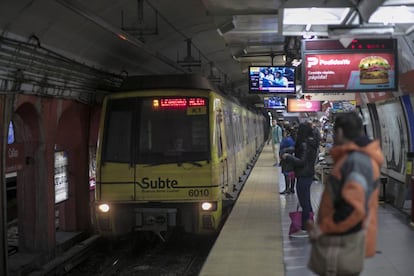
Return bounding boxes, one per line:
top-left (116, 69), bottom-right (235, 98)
top-left (223, 103), bottom-right (237, 196)
top-left (214, 99), bottom-right (229, 195)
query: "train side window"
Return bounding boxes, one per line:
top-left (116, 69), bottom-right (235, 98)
top-left (216, 115), bottom-right (223, 158)
top-left (102, 100), bottom-right (133, 163)
top-left (223, 105), bottom-right (234, 153)
top-left (234, 114), bottom-right (242, 150)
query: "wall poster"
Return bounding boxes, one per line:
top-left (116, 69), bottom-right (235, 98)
top-left (55, 151), bottom-right (69, 204)
top-left (376, 98), bottom-right (409, 182)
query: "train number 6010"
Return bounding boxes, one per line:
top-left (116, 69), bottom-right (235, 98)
top-left (188, 189), bottom-right (209, 197)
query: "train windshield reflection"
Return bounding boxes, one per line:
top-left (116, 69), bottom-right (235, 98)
top-left (102, 97), bottom-right (210, 164)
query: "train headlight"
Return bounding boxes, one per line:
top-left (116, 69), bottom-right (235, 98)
top-left (98, 203), bottom-right (110, 213)
top-left (201, 201), bottom-right (217, 211)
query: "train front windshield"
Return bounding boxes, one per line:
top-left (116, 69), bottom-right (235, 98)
top-left (102, 97), bottom-right (210, 165)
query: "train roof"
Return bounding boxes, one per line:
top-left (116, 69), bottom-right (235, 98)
top-left (119, 74), bottom-right (217, 92)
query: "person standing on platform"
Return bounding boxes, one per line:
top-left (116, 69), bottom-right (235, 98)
top-left (279, 127), bottom-right (295, 194)
top-left (271, 119), bottom-right (283, 166)
top-left (266, 120), bottom-right (273, 145)
top-left (311, 118), bottom-right (321, 180)
top-left (306, 112), bottom-right (384, 276)
top-left (282, 122), bottom-right (318, 237)
top-left (311, 118), bottom-right (321, 148)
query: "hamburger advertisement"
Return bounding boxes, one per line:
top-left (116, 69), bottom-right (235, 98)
top-left (303, 52), bottom-right (396, 92)
top-left (358, 56), bottom-right (390, 84)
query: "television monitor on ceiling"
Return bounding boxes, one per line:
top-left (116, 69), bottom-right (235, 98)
top-left (263, 96), bottom-right (286, 109)
top-left (301, 38), bottom-right (398, 92)
top-left (248, 66), bottom-right (296, 94)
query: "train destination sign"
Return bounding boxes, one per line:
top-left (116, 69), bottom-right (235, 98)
top-left (153, 97), bottom-right (207, 109)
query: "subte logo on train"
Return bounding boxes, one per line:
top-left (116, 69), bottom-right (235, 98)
top-left (137, 177), bottom-right (179, 189)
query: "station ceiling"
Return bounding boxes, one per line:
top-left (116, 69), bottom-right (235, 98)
top-left (1, 0), bottom-right (414, 105)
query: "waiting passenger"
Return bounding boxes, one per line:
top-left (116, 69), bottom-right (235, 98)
top-left (271, 119), bottom-right (283, 166)
top-left (279, 127), bottom-right (295, 194)
top-left (282, 121), bottom-right (318, 237)
top-left (306, 112), bottom-right (384, 276)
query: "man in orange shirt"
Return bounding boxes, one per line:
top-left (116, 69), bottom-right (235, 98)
top-left (306, 112), bottom-right (384, 275)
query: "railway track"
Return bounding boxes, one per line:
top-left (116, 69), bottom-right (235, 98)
top-left (65, 231), bottom-right (217, 276)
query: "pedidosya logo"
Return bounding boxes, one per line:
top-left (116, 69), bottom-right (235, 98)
top-left (307, 56), bottom-right (351, 68)
top-left (307, 57), bottom-right (319, 68)
top-left (137, 177), bottom-right (178, 189)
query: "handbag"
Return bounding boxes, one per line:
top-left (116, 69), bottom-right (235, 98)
top-left (279, 168), bottom-right (286, 193)
top-left (288, 204), bottom-right (314, 235)
top-left (308, 230), bottom-right (366, 275)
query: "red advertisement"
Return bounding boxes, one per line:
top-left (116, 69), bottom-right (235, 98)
top-left (287, 99), bottom-right (321, 112)
top-left (303, 52), bottom-right (396, 92)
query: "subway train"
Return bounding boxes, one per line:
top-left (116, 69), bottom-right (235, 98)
top-left (93, 74), bottom-right (266, 240)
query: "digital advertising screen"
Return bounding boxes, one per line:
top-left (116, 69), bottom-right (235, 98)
top-left (331, 100), bottom-right (357, 113)
top-left (249, 66), bottom-right (296, 94)
top-left (287, 99), bottom-right (321, 112)
top-left (302, 39), bottom-right (398, 92)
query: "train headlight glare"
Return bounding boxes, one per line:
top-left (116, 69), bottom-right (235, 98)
top-left (202, 202), bottom-right (212, 211)
top-left (201, 202), bottom-right (217, 211)
top-left (98, 204), bottom-right (110, 213)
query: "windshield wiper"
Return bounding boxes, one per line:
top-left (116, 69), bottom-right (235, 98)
top-left (144, 160), bottom-right (203, 167)
top-left (144, 161), bottom-right (174, 167)
top-left (177, 161), bottom-right (203, 167)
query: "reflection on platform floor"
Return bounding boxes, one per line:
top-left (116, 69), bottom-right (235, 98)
top-left (281, 179), bottom-right (414, 276)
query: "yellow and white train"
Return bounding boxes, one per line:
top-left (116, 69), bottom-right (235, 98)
top-left (94, 74), bottom-right (266, 239)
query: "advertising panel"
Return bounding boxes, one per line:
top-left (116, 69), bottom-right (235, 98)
top-left (302, 39), bottom-right (398, 92)
top-left (304, 92), bottom-right (356, 101)
top-left (304, 52), bottom-right (396, 91)
top-left (376, 98), bottom-right (408, 182)
top-left (287, 99), bottom-right (321, 112)
top-left (402, 95), bottom-right (414, 151)
top-left (55, 151), bottom-right (69, 204)
top-left (89, 146), bottom-right (96, 191)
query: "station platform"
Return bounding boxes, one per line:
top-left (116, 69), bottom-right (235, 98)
top-left (200, 144), bottom-right (414, 276)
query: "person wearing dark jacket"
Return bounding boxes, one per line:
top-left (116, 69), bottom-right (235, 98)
top-left (279, 128), bottom-right (295, 194)
top-left (282, 121), bottom-right (318, 237)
